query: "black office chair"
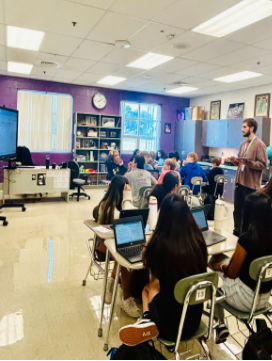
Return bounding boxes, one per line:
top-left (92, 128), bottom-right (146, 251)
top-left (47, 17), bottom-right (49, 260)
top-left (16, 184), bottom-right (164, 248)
top-left (68, 161), bottom-right (91, 201)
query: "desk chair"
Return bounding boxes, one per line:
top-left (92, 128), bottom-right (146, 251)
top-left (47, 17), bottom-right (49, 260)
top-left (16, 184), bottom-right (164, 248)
top-left (158, 272), bottom-right (219, 360)
top-left (0, 215), bottom-right (8, 226)
top-left (139, 186), bottom-right (153, 208)
top-left (220, 256), bottom-right (272, 348)
top-left (68, 161), bottom-right (91, 201)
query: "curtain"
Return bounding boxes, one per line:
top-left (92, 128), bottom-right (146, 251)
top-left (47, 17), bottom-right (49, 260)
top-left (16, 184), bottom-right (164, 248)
top-left (17, 90), bottom-right (72, 152)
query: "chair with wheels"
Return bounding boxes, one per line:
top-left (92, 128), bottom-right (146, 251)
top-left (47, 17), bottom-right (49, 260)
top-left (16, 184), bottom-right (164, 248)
top-left (178, 185), bottom-right (190, 201)
top-left (68, 161), bottom-right (91, 201)
top-left (0, 215), bottom-right (8, 226)
top-left (139, 186), bottom-right (153, 208)
top-left (158, 272), bottom-right (219, 360)
top-left (220, 255), bottom-right (272, 345)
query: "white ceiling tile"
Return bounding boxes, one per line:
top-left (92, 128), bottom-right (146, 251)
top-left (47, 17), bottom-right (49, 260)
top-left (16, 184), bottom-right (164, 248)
top-left (39, 33), bottom-right (82, 57)
top-left (207, 46), bottom-right (270, 67)
top-left (155, 58), bottom-right (198, 73)
top-left (67, 0), bottom-right (115, 10)
top-left (111, 67), bottom-right (145, 78)
top-left (31, 65), bottom-right (57, 77)
top-left (129, 22), bottom-right (185, 52)
top-left (115, 78), bottom-right (151, 88)
top-left (63, 57), bottom-right (95, 72)
top-left (184, 39), bottom-right (243, 62)
top-left (199, 67), bottom-right (241, 80)
top-left (29, 74), bottom-right (54, 81)
top-left (101, 48), bottom-right (145, 66)
top-left (154, 0), bottom-right (241, 30)
top-left (153, 31), bottom-right (215, 58)
top-left (52, 69), bottom-right (82, 81)
top-left (76, 72), bottom-right (104, 84)
top-left (0, 24), bottom-right (5, 47)
top-left (0, 46), bottom-right (5, 61)
top-left (110, 0), bottom-right (176, 21)
top-left (176, 63), bottom-right (220, 76)
top-left (226, 16), bottom-right (272, 45)
top-left (190, 80), bottom-right (217, 88)
top-left (256, 64), bottom-right (272, 75)
top-left (47, 1), bottom-right (105, 38)
top-left (253, 38), bottom-right (272, 52)
top-left (233, 74), bottom-right (272, 87)
top-left (72, 40), bottom-right (114, 61)
top-left (0, 60), bottom-right (6, 71)
top-left (182, 75), bottom-right (207, 85)
top-left (0, 71), bottom-right (7, 75)
top-left (36, 52), bottom-right (68, 66)
top-left (4, 0), bottom-right (60, 31)
top-left (7, 47), bottom-right (39, 63)
top-left (0, 0), bottom-right (3, 23)
top-left (87, 61), bottom-right (120, 74)
top-left (87, 12), bottom-right (147, 43)
top-left (231, 53), bottom-right (272, 71)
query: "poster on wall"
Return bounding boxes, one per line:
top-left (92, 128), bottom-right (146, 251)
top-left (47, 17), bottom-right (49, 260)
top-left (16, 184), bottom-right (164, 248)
top-left (227, 103), bottom-right (244, 119)
top-left (254, 93), bottom-right (270, 117)
top-left (210, 100), bottom-right (221, 120)
top-left (164, 123), bottom-right (171, 134)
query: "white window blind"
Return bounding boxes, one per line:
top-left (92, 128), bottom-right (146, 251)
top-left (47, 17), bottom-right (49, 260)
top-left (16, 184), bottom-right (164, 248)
top-left (17, 90), bottom-right (73, 152)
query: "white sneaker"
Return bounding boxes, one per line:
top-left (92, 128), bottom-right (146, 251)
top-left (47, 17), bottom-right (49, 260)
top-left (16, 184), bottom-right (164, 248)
top-left (119, 318), bottom-right (159, 346)
top-left (121, 297), bottom-right (140, 318)
top-left (105, 278), bottom-right (114, 304)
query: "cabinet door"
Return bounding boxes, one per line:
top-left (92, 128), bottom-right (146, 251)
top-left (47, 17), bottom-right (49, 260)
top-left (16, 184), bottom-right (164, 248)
top-left (184, 120), bottom-right (196, 155)
top-left (202, 120), bottom-right (214, 147)
top-left (227, 119), bottom-right (244, 149)
top-left (213, 120), bottom-right (227, 147)
top-left (174, 121), bottom-right (186, 160)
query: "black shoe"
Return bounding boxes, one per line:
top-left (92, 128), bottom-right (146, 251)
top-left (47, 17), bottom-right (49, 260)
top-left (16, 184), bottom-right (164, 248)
top-left (216, 324), bottom-right (229, 344)
top-left (233, 229), bottom-right (240, 237)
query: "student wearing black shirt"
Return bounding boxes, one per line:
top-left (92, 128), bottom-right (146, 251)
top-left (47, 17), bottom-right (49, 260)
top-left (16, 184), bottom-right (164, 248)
top-left (211, 192), bottom-right (272, 343)
top-left (105, 150), bottom-right (127, 180)
top-left (119, 194), bottom-right (208, 346)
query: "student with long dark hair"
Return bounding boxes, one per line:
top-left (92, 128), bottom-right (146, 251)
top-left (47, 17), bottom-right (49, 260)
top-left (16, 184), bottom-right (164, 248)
top-left (155, 149), bottom-right (167, 166)
top-left (260, 176), bottom-right (272, 201)
top-left (119, 194), bottom-right (208, 345)
top-left (96, 175), bottom-right (145, 318)
top-left (130, 149), bottom-right (140, 162)
top-left (211, 192), bottom-right (272, 343)
top-left (149, 171), bottom-right (179, 209)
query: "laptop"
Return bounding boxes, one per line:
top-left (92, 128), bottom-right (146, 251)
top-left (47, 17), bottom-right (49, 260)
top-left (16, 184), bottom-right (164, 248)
top-left (191, 207), bottom-right (226, 246)
top-left (113, 216), bottom-right (146, 264)
top-left (120, 208), bottom-right (149, 229)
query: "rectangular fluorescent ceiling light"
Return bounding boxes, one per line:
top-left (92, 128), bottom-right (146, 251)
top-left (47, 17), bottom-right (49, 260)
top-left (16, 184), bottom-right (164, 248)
top-left (166, 86), bottom-right (198, 94)
top-left (127, 53), bottom-right (174, 70)
top-left (7, 26), bottom-right (44, 51)
top-left (97, 75), bottom-right (126, 85)
top-left (214, 71), bottom-right (263, 83)
top-left (192, 0), bottom-right (272, 37)
top-left (8, 61), bottom-right (33, 74)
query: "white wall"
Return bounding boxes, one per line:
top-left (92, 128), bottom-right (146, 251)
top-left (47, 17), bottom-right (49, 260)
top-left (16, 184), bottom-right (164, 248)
top-left (190, 84), bottom-right (272, 157)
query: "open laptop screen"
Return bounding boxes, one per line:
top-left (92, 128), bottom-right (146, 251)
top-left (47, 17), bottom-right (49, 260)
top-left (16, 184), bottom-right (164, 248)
top-left (191, 208), bottom-right (208, 231)
top-left (115, 220), bottom-right (144, 247)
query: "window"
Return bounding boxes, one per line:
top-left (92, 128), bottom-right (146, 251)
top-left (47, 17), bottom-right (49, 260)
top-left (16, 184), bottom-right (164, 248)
top-left (121, 102), bottom-right (161, 153)
top-left (17, 90), bottom-right (73, 152)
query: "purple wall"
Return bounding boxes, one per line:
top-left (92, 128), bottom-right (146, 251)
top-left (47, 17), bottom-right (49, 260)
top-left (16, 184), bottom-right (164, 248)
top-left (0, 75), bottom-right (189, 167)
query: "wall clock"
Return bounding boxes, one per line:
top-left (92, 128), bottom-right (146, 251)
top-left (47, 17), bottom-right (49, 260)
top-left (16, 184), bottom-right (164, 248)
top-left (93, 92), bottom-right (107, 109)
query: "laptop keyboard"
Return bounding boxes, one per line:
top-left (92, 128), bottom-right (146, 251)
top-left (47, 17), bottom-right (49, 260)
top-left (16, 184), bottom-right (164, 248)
top-left (118, 245), bottom-right (143, 257)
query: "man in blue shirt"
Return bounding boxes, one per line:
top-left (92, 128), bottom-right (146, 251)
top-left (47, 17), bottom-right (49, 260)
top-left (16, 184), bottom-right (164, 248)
top-left (180, 152), bottom-right (208, 194)
top-left (140, 151), bottom-right (154, 170)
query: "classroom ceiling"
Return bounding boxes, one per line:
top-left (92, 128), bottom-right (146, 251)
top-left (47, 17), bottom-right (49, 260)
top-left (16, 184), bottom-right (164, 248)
top-left (1, 0), bottom-right (272, 98)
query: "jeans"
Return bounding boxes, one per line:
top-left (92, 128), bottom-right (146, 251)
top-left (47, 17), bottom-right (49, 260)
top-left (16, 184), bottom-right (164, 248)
top-left (233, 184), bottom-right (255, 234)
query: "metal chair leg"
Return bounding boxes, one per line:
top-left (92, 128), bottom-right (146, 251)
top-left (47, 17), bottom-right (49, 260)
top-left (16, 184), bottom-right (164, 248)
top-left (199, 338), bottom-right (212, 360)
top-left (98, 249), bottom-right (109, 338)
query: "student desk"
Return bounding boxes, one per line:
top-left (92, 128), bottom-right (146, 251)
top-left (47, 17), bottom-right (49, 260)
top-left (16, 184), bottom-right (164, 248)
top-left (84, 220), bottom-right (237, 351)
top-left (2, 167), bottom-right (70, 203)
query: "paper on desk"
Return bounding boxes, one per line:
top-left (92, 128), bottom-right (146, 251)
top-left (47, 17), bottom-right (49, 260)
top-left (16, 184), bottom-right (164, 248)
top-left (93, 226), bottom-right (112, 233)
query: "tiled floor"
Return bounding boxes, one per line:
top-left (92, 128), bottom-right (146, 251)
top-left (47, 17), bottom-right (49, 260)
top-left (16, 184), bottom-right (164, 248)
top-left (0, 190), bottom-right (264, 359)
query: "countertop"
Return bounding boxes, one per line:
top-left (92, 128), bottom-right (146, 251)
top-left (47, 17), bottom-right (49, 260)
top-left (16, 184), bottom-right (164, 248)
top-left (198, 161), bottom-right (238, 171)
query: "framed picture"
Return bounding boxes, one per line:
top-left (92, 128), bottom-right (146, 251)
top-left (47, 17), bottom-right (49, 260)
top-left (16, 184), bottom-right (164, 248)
top-left (210, 100), bottom-right (221, 120)
top-left (254, 93), bottom-right (270, 117)
top-left (227, 103), bottom-right (244, 119)
top-left (102, 117), bottom-right (115, 127)
top-left (110, 131), bottom-right (117, 138)
top-left (164, 123), bottom-right (171, 134)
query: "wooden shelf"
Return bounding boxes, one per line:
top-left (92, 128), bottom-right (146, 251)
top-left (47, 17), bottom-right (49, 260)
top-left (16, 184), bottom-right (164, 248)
top-left (77, 125), bottom-right (121, 129)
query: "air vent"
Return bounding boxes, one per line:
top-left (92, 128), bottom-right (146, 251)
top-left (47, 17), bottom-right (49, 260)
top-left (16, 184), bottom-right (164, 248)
top-left (40, 61), bottom-right (60, 68)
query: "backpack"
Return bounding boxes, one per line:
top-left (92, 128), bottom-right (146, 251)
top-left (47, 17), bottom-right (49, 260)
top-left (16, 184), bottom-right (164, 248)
top-left (243, 319), bottom-right (272, 360)
top-left (108, 341), bottom-right (166, 360)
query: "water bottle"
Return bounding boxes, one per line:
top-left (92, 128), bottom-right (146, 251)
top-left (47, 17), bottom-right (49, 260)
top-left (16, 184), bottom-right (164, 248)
top-left (148, 196), bottom-right (158, 231)
top-left (214, 196), bottom-right (225, 232)
top-left (46, 155), bottom-right (50, 169)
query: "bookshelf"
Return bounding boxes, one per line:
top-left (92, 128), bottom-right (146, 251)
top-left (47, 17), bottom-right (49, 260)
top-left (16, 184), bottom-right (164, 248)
top-left (74, 113), bottom-right (122, 185)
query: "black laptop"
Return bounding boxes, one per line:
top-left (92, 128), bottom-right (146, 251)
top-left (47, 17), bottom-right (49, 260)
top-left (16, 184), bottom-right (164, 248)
top-left (191, 207), bottom-right (226, 246)
top-left (113, 216), bottom-right (146, 264)
top-left (110, 208), bottom-right (150, 231)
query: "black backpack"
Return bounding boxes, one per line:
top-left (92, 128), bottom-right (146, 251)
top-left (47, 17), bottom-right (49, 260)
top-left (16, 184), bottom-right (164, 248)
top-left (108, 341), bottom-right (166, 360)
top-left (243, 319), bottom-right (272, 360)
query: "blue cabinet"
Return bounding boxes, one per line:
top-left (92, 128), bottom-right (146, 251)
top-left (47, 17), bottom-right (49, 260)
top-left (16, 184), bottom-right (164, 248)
top-left (226, 118), bottom-right (244, 148)
top-left (202, 120), bottom-right (227, 147)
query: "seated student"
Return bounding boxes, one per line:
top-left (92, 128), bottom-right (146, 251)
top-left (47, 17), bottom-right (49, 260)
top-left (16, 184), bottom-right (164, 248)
top-left (180, 152), bottom-right (208, 195)
top-left (157, 158), bottom-right (181, 184)
top-left (169, 151), bottom-right (182, 171)
top-left (149, 171), bottom-right (179, 210)
top-left (105, 150), bottom-right (127, 180)
top-left (140, 151), bottom-right (154, 170)
top-left (202, 158), bottom-right (224, 220)
top-left (119, 194), bottom-right (208, 345)
top-left (260, 176), bottom-right (272, 202)
top-left (211, 192), bottom-right (272, 344)
top-left (96, 175), bottom-right (148, 318)
top-left (126, 155), bottom-right (157, 208)
top-left (130, 149), bottom-right (140, 162)
top-left (155, 149), bottom-right (167, 166)
top-left (148, 151), bottom-right (157, 168)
